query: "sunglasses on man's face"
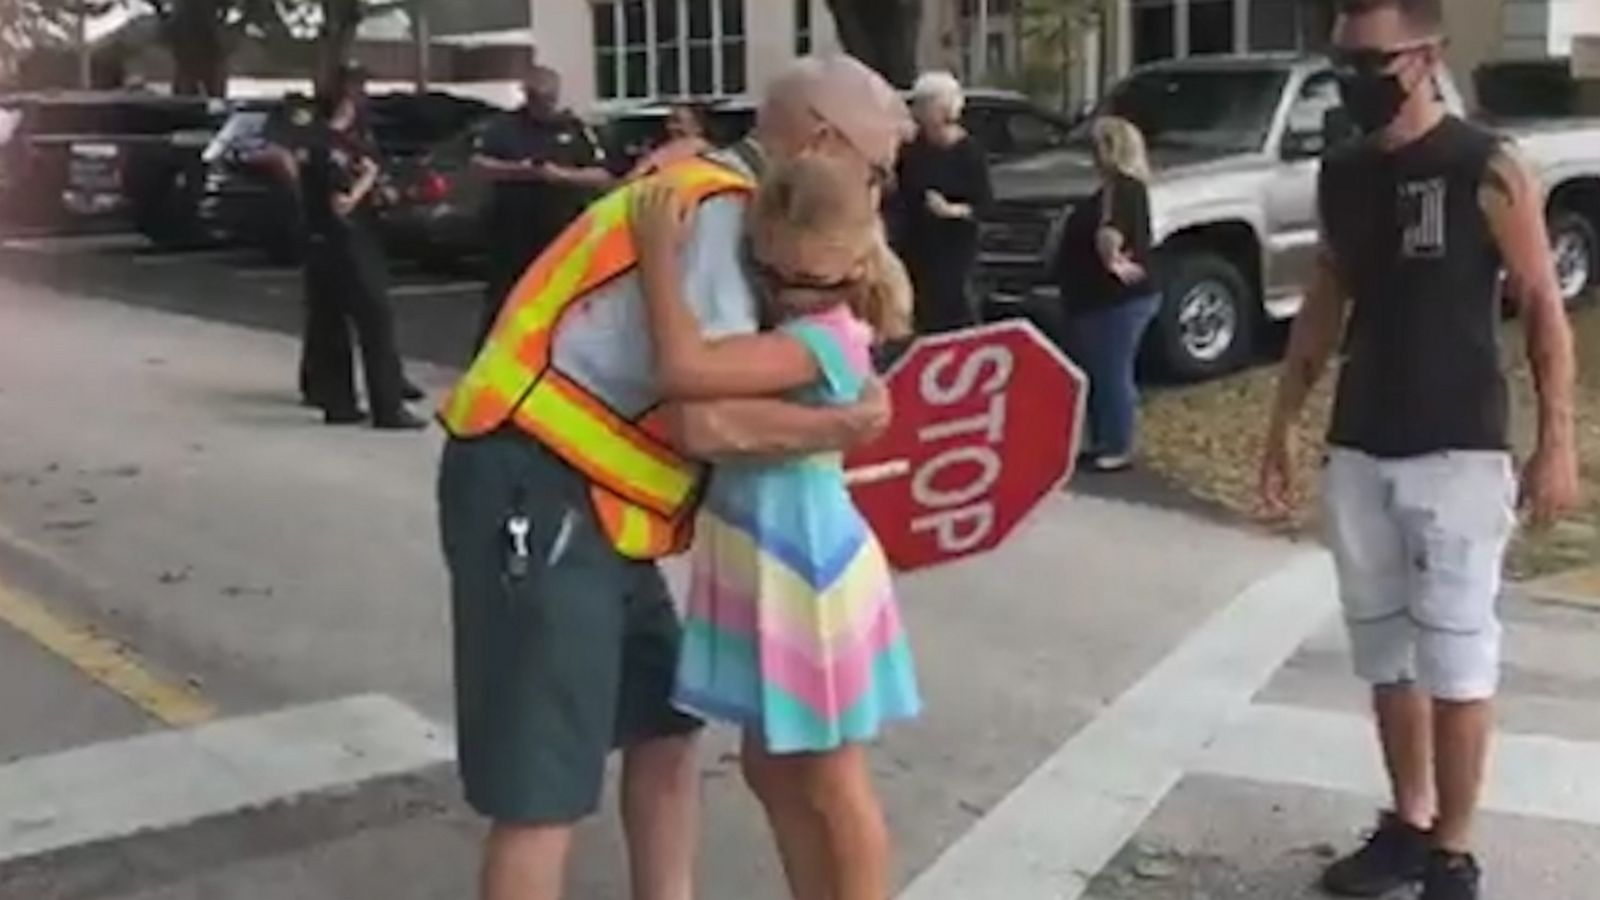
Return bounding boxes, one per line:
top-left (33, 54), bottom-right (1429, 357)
top-left (1330, 39), bottom-right (1439, 78)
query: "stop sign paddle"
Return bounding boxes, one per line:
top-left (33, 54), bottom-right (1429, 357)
top-left (844, 320), bottom-right (1086, 572)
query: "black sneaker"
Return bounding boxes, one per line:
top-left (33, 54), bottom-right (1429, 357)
top-left (371, 409), bottom-right (428, 431)
top-left (1320, 813), bottom-right (1431, 897)
top-left (1420, 850), bottom-right (1481, 900)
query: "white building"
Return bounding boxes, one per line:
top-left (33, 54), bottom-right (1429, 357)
top-left (519, 0), bottom-right (1600, 115)
top-left (530, 0), bottom-right (844, 112)
top-left (1502, 0), bottom-right (1600, 58)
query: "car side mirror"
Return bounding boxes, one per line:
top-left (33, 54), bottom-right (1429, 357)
top-left (1282, 128), bottom-right (1326, 160)
top-left (1322, 107), bottom-right (1358, 148)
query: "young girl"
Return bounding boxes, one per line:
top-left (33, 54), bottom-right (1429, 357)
top-left (631, 155), bottom-right (922, 900)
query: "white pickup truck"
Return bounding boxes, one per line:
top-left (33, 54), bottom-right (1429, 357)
top-left (978, 53), bottom-right (1600, 381)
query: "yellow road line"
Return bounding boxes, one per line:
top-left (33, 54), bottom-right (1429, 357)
top-left (0, 579), bottom-right (217, 727)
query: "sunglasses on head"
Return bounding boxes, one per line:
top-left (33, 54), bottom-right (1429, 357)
top-left (1330, 38), bottom-right (1440, 77)
top-left (808, 106), bottom-right (896, 190)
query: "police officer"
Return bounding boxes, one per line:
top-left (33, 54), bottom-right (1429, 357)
top-left (470, 66), bottom-right (613, 352)
top-left (296, 70), bottom-right (424, 430)
top-left (281, 65), bottom-right (422, 410)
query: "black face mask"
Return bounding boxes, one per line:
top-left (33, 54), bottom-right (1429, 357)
top-left (1337, 71), bottom-right (1409, 135)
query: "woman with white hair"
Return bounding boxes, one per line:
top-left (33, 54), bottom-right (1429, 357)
top-left (892, 70), bottom-right (993, 333)
top-left (1054, 115), bottom-right (1159, 472)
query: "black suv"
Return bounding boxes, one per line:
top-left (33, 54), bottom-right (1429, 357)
top-left (0, 91), bottom-right (221, 242)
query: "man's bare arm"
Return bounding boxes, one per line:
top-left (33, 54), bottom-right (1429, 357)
top-left (667, 382), bottom-right (891, 460)
top-left (544, 163), bottom-right (615, 190)
top-left (1266, 250), bottom-right (1349, 439)
top-left (1480, 146), bottom-right (1580, 522)
top-left (1258, 247), bottom-right (1349, 518)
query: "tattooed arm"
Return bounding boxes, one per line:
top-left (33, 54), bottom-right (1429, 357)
top-left (1479, 146), bottom-right (1580, 525)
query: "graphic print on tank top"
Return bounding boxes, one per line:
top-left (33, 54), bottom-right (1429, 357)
top-left (1399, 177), bottom-right (1448, 259)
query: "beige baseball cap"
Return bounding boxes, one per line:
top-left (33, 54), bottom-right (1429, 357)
top-left (765, 54), bottom-right (913, 172)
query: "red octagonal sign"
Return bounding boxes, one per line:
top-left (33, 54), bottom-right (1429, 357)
top-left (845, 320), bottom-right (1087, 572)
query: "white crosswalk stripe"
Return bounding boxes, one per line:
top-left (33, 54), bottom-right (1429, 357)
top-left (0, 695), bottom-right (452, 864)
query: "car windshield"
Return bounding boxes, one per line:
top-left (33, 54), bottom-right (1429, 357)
top-left (0, 106), bottom-right (21, 146)
top-left (1078, 68), bottom-right (1288, 153)
top-left (204, 110), bottom-right (268, 163)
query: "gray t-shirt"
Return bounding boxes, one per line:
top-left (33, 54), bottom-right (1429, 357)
top-left (551, 150), bottom-right (759, 416)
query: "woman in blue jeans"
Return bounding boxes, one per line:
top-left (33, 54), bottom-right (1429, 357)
top-left (1054, 117), bottom-right (1160, 472)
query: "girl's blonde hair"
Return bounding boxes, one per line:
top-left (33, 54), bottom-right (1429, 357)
top-left (750, 155), bottom-right (913, 340)
top-left (1091, 116), bottom-right (1151, 182)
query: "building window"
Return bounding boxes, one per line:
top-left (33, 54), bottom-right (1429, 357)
top-left (593, 0), bottom-right (748, 100)
top-left (1133, 0), bottom-right (1176, 64)
top-left (795, 0), bottom-right (812, 55)
top-left (1189, 0), bottom-right (1237, 55)
top-left (1249, 0), bottom-right (1333, 52)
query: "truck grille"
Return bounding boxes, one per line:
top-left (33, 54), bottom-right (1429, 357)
top-left (979, 199), bottom-right (1067, 259)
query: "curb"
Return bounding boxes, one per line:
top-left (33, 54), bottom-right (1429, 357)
top-left (1514, 565), bottom-right (1600, 610)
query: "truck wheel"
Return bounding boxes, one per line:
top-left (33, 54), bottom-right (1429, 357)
top-left (1153, 251), bottom-right (1256, 381)
top-left (1548, 208), bottom-right (1598, 308)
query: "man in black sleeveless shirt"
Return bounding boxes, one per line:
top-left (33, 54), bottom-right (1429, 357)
top-left (1258, 2), bottom-right (1580, 898)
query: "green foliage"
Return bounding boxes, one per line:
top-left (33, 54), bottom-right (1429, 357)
top-left (1014, 0), bottom-right (1107, 104)
top-left (1, 0), bottom-right (118, 52)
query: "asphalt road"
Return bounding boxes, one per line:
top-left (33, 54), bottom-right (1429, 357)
top-left (2, 232), bottom-right (1598, 900)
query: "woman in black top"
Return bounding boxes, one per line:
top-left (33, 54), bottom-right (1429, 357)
top-left (298, 78), bottom-right (423, 430)
top-left (1055, 116), bottom-right (1159, 472)
top-left (892, 71), bottom-right (993, 334)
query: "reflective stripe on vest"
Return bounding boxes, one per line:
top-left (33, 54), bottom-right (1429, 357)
top-left (439, 157), bottom-right (755, 559)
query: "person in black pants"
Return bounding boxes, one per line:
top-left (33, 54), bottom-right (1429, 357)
top-left (297, 80), bottom-right (424, 431)
top-left (892, 70), bottom-right (992, 334)
top-left (1052, 116), bottom-right (1159, 473)
top-left (272, 71), bottom-right (422, 411)
top-left (470, 67), bottom-right (613, 354)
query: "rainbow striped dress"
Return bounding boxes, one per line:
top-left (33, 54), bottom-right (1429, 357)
top-left (672, 305), bottom-right (922, 754)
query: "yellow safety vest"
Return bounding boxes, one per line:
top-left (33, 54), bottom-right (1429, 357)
top-left (439, 156), bottom-right (755, 560)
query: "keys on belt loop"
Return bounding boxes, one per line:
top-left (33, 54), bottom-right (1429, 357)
top-left (506, 514), bottom-right (532, 579)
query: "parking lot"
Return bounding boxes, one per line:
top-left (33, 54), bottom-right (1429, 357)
top-left (0, 229), bottom-right (486, 371)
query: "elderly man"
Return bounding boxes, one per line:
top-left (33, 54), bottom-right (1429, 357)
top-left (436, 55), bottom-right (911, 900)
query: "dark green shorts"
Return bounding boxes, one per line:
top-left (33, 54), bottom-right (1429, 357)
top-left (437, 431), bottom-right (701, 824)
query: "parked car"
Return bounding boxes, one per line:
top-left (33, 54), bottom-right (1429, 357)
top-left (197, 98), bottom-right (308, 262)
top-left (379, 116), bottom-right (496, 271)
top-left (976, 53), bottom-right (1600, 381)
top-left (378, 101), bottom-right (748, 271)
top-left (600, 89), bottom-right (1079, 173)
top-left (379, 89), bottom-right (1080, 271)
top-left (0, 91), bottom-right (221, 243)
top-left (198, 91), bottom-right (495, 263)
top-left (1475, 57), bottom-right (1598, 121)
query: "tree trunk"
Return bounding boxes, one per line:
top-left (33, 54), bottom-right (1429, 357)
top-left (822, 0), bottom-right (921, 87)
top-left (163, 0), bottom-right (228, 96)
top-left (318, 0), bottom-right (363, 84)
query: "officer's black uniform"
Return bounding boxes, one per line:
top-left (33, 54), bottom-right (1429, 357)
top-left (473, 109), bottom-right (607, 350)
top-left (297, 114), bottom-right (419, 429)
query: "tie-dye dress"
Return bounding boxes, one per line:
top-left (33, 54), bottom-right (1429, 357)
top-left (672, 305), bottom-right (922, 754)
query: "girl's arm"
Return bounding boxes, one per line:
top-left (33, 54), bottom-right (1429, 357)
top-left (632, 183), bottom-right (821, 400)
